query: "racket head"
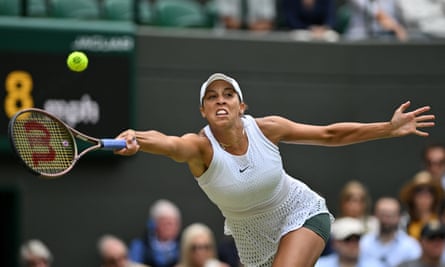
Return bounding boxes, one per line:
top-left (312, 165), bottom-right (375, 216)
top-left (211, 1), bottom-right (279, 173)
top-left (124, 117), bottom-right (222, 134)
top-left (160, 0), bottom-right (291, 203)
top-left (8, 108), bottom-right (77, 178)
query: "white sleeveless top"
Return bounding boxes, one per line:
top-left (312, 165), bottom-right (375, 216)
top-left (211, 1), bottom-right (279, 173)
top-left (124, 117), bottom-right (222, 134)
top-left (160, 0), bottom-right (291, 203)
top-left (196, 115), bottom-right (332, 267)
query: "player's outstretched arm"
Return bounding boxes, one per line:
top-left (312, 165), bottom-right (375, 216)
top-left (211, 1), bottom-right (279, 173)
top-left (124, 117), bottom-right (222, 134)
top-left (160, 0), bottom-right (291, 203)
top-left (324, 101), bottom-right (435, 145)
top-left (114, 129), bottom-right (204, 163)
top-left (259, 101), bottom-right (435, 146)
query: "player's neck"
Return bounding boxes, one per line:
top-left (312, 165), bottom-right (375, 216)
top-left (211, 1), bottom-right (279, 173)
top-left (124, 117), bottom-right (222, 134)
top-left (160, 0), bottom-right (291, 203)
top-left (218, 128), bottom-right (246, 151)
top-left (212, 125), bottom-right (247, 155)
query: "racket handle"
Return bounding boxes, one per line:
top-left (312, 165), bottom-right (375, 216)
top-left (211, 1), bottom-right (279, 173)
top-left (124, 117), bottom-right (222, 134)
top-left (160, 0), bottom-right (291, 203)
top-left (100, 139), bottom-right (127, 150)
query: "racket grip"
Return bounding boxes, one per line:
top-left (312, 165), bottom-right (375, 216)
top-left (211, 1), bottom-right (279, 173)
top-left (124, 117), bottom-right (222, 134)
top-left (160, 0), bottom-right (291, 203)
top-left (101, 139), bottom-right (127, 150)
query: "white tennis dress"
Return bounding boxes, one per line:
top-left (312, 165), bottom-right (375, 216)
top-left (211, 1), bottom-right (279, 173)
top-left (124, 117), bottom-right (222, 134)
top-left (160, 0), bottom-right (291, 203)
top-left (196, 115), bottom-right (332, 267)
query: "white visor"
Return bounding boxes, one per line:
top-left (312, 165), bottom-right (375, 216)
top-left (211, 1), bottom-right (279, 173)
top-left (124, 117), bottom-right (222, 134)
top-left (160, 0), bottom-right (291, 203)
top-left (200, 73), bottom-right (243, 106)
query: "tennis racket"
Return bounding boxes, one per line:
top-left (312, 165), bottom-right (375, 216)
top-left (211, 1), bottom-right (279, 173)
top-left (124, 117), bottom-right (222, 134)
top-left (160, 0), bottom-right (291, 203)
top-left (8, 108), bottom-right (127, 178)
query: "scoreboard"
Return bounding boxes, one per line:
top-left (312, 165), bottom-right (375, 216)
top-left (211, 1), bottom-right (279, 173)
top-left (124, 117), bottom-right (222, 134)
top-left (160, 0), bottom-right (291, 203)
top-left (0, 18), bottom-right (136, 153)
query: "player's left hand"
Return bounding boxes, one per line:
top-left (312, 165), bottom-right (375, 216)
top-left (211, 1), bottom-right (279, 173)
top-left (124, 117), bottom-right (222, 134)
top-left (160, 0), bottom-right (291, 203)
top-left (390, 101), bottom-right (435, 137)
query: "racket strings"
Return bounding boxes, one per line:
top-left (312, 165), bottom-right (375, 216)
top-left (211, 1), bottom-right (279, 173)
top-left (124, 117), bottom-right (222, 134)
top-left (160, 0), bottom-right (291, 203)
top-left (12, 112), bottom-right (76, 175)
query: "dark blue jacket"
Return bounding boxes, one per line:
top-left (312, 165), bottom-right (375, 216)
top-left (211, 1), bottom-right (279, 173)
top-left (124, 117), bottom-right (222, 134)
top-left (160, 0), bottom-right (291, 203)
top-left (283, 0), bottom-right (336, 29)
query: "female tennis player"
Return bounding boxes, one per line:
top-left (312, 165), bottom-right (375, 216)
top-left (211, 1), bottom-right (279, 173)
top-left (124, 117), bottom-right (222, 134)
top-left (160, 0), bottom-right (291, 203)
top-left (115, 73), bottom-right (435, 267)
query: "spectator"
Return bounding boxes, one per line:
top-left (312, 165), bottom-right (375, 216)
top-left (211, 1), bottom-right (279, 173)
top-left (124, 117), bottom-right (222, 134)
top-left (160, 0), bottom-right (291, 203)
top-left (129, 199), bottom-right (182, 267)
top-left (398, 220), bottom-right (445, 267)
top-left (422, 143), bottom-right (445, 189)
top-left (282, 0), bottom-right (339, 41)
top-left (214, 0), bottom-right (276, 31)
top-left (338, 180), bottom-right (379, 233)
top-left (20, 239), bottom-right (53, 267)
top-left (400, 171), bottom-right (445, 240)
top-left (359, 197), bottom-right (421, 267)
top-left (396, 0), bottom-right (445, 39)
top-left (176, 223), bottom-right (229, 267)
top-left (315, 217), bottom-right (364, 267)
top-left (319, 180), bottom-right (378, 258)
top-left (98, 235), bottom-right (149, 267)
top-left (344, 0), bottom-right (407, 41)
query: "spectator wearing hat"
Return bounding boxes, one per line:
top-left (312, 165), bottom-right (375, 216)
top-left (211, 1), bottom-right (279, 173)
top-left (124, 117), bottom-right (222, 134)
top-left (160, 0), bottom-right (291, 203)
top-left (397, 220), bottom-right (445, 267)
top-left (315, 217), bottom-right (364, 267)
top-left (359, 197), bottom-right (421, 267)
top-left (400, 171), bottom-right (445, 240)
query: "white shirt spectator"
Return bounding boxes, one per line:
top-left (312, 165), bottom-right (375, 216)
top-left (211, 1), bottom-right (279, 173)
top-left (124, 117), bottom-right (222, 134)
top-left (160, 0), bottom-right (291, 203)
top-left (359, 229), bottom-right (421, 267)
top-left (397, 0), bottom-right (445, 38)
top-left (345, 0), bottom-right (403, 40)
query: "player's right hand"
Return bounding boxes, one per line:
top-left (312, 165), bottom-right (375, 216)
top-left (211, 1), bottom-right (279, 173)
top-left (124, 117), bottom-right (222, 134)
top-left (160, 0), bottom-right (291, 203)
top-left (114, 130), bottom-right (139, 156)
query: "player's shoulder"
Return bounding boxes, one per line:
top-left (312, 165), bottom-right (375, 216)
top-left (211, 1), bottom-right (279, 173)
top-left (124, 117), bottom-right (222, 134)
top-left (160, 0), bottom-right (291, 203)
top-left (255, 115), bottom-right (288, 122)
top-left (181, 131), bottom-right (211, 148)
top-left (253, 115), bottom-right (290, 144)
top-left (182, 132), bottom-right (207, 142)
top-left (255, 115), bottom-right (289, 129)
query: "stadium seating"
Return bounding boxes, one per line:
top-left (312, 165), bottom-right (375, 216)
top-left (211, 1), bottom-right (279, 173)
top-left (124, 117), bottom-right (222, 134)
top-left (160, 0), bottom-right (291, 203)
top-left (152, 0), bottom-right (208, 28)
top-left (102, 0), bottom-right (132, 21)
top-left (48, 0), bottom-right (100, 19)
top-left (0, 0), bottom-right (212, 28)
top-left (137, 0), bottom-right (153, 24)
top-left (0, 0), bottom-right (20, 16)
top-left (204, 0), bottom-right (217, 28)
top-left (102, 0), bottom-right (153, 24)
top-left (335, 3), bottom-right (351, 34)
top-left (28, 0), bottom-right (47, 17)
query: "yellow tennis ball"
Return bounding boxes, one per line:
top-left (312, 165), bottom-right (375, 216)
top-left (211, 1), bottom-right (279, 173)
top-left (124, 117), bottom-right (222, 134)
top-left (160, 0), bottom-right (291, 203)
top-left (67, 51), bottom-right (88, 72)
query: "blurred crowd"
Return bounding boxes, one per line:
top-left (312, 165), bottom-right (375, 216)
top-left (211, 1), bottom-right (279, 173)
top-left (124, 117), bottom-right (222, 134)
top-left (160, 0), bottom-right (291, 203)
top-left (209, 0), bottom-right (445, 41)
top-left (314, 142), bottom-right (445, 267)
top-left (212, 0), bottom-right (445, 41)
top-left (20, 142), bottom-right (445, 267)
top-left (3, 0), bottom-right (445, 42)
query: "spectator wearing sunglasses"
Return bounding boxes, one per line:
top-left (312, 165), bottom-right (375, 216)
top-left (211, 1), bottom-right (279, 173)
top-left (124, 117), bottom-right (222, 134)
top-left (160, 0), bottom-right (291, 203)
top-left (315, 217), bottom-right (364, 267)
top-left (359, 197), bottom-right (421, 267)
top-left (175, 223), bottom-right (229, 267)
top-left (397, 220), bottom-right (445, 267)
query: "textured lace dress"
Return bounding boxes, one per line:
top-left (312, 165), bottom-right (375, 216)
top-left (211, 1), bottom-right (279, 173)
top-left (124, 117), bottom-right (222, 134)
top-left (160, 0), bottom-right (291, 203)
top-left (196, 115), bottom-right (332, 266)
